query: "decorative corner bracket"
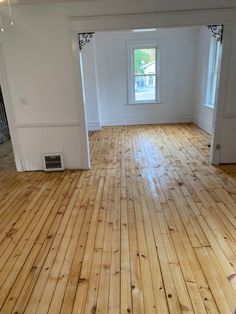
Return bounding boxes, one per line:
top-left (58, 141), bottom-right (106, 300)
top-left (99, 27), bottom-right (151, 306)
top-left (207, 25), bottom-right (224, 43)
top-left (78, 32), bottom-right (95, 50)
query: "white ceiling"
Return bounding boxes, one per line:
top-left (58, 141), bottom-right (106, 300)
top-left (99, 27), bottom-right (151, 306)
top-left (7, 0), bottom-right (236, 7)
top-left (12, 0), bottom-right (99, 3)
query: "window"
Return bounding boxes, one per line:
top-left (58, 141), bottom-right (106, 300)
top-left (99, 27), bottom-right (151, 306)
top-left (127, 42), bottom-right (161, 104)
top-left (205, 37), bottom-right (222, 108)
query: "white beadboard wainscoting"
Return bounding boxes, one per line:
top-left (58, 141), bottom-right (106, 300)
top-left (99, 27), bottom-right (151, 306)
top-left (193, 111), bottom-right (213, 134)
top-left (16, 123), bottom-right (82, 171)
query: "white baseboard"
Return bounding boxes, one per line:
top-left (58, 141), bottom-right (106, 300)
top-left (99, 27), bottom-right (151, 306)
top-left (193, 115), bottom-right (212, 134)
top-left (102, 114), bottom-right (193, 126)
top-left (87, 121), bottom-right (101, 131)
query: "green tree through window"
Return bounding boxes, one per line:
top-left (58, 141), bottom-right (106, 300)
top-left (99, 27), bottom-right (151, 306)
top-left (134, 48), bottom-right (156, 74)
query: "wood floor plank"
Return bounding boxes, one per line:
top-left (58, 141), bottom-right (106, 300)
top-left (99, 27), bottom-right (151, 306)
top-left (1, 172), bottom-right (75, 313)
top-left (72, 177), bottom-right (105, 314)
top-left (1, 124), bottom-right (236, 314)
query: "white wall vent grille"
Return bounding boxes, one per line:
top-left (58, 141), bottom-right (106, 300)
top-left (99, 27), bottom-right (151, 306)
top-left (43, 153), bottom-right (64, 172)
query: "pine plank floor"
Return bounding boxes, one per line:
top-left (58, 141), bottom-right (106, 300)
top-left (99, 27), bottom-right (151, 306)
top-left (1, 123), bottom-right (236, 313)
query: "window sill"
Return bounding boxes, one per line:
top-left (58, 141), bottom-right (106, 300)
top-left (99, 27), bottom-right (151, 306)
top-left (203, 104), bottom-right (214, 109)
top-left (127, 100), bottom-right (162, 106)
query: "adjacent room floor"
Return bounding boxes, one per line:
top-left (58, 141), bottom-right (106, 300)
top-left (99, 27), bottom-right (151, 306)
top-left (1, 123), bottom-right (236, 313)
top-left (0, 139), bottom-right (15, 170)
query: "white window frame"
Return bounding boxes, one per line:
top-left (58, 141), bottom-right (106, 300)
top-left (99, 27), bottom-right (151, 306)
top-left (127, 40), bottom-right (162, 105)
top-left (205, 37), bottom-right (222, 109)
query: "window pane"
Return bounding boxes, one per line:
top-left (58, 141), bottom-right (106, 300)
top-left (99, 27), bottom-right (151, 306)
top-left (134, 75), bottom-right (156, 101)
top-left (206, 38), bottom-right (222, 107)
top-left (214, 41), bottom-right (221, 74)
top-left (211, 74), bottom-right (218, 105)
top-left (134, 48), bottom-right (156, 75)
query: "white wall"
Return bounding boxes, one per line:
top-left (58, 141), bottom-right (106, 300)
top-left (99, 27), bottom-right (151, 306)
top-left (0, 1), bottom-right (235, 169)
top-left (194, 27), bottom-right (214, 134)
top-left (0, 5), bottom-right (83, 170)
top-left (90, 28), bottom-right (197, 126)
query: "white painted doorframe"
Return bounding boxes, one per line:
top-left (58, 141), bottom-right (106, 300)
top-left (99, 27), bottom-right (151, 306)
top-left (0, 44), bottom-right (24, 171)
top-left (68, 8), bottom-right (234, 166)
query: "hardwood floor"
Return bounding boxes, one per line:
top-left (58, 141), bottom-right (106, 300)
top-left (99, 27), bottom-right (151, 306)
top-left (1, 123), bottom-right (236, 313)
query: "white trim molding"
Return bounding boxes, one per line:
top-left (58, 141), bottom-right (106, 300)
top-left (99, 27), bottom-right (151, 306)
top-left (203, 103), bottom-right (214, 109)
top-left (68, 8), bottom-right (234, 166)
top-left (220, 118), bottom-right (236, 163)
top-left (68, 9), bottom-right (234, 32)
top-left (127, 39), bottom-right (162, 105)
top-left (70, 31), bottom-right (91, 169)
top-left (87, 121), bottom-right (101, 131)
top-left (102, 114), bottom-right (193, 126)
